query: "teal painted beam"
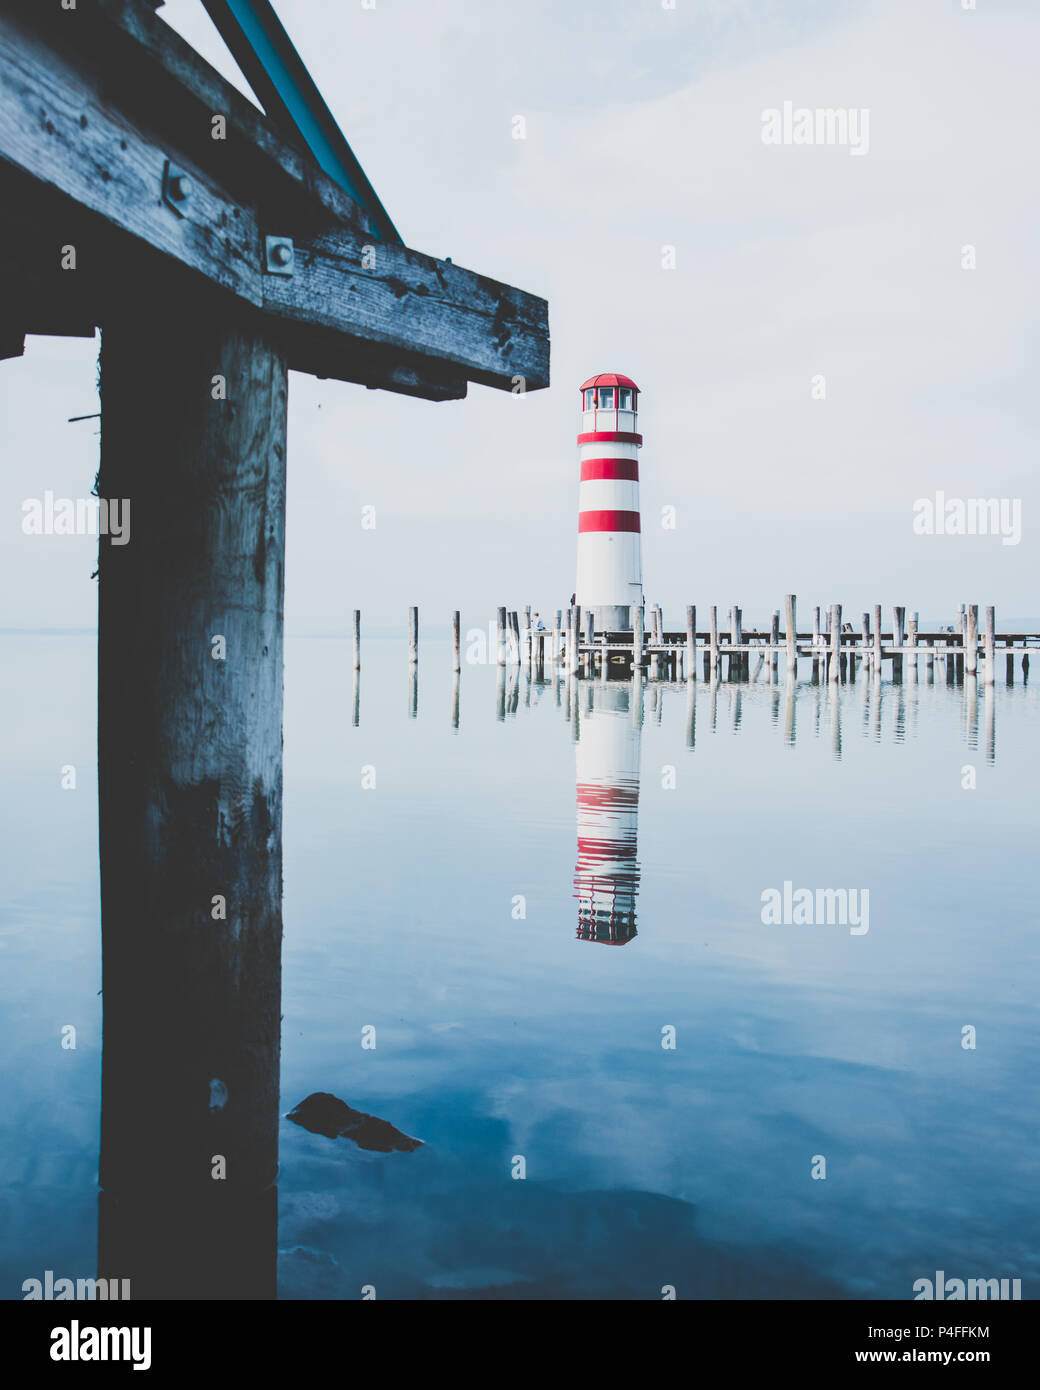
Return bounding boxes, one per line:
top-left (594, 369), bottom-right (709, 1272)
top-left (200, 0), bottom-right (401, 243)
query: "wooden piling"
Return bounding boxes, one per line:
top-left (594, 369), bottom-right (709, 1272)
top-left (873, 604), bottom-right (882, 677)
top-left (686, 604), bottom-right (696, 682)
top-left (452, 609), bottom-right (461, 673)
top-left (861, 612), bottom-right (871, 674)
top-left (829, 604), bottom-right (841, 682)
top-left (770, 610), bottom-right (779, 678)
top-left (785, 595), bottom-right (797, 674)
top-left (966, 604), bottom-right (978, 677)
top-left (906, 613), bottom-right (918, 682)
top-left (893, 606), bottom-right (905, 681)
top-left (497, 606), bottom-right (507, 666)
top-left (984, 606), bottom-right (995, 685)
top-left (552, 610), bottom-right (561, 664)
top-left (812, 606), bottom-right (821, 679)
top-left (735, 606), bottom-right (746, 680)
top-left (97, 302), bottom-right (285, 1298)
top-left (633, 604), bottom-right (644, 674)
top-left (709, 605), bottom-right (719, 676)
top-left (729, 606), bottom-right (739, 681)
top-left (352, 607), bottom-right (361, 671)
top-left (409, 604), bottom-right (418, 665)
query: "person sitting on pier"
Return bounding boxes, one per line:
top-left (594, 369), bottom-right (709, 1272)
top-left (532, 612), bottom-right (546, 631)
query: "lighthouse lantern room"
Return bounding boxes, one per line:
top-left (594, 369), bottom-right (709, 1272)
top-left (576, 372), bottom-right (643, 632)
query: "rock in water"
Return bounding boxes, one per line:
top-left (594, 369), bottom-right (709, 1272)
top-left (286, 1093), bottom-right (423, 1153)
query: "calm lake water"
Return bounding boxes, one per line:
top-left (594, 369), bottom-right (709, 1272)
top-left (1, 631), bottom-right (1037, 1299)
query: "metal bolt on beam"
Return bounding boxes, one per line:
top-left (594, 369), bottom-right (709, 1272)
top-left (264, 235), bottom-right (294, 274)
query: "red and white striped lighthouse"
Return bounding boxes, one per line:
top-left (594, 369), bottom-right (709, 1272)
top-left (576, 373), bottom-right (643, 632)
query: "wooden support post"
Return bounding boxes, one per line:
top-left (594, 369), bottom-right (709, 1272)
top-left (730, 606), bottom-right (739, 681)
top-left (451, 670), bottom-right (460, 730)
top-left (409, 662), bottom-right (418, 717)
top-left (709, 605), bottom-right (719, 676)
top-left (873, 604), bottom-right (883, 677)
top-left (650, 606), bottom-right (660, 680)
top-left (352, 608), bottom-right (361, 671)
top-left (97, 299), bottom-right (285, 1298)
top-left (785, 594), bottom-right (797, 675)
top-left (893, 606), bottom-right (905, 681)
top-left (409, 604), bottom-right (418, 665)
top-left (452, 609), bottom-right (461, 673)
top-left (686, 604), bottom-right (696, 682)
top-left (352, 669), bottom-right (359, 728)
top-left (734, 606), bottom-right (746, 679)
top-left (572, 605), bottom-right (581, 677)
top-left (861, 612), bottom-right (871, 674)
top-left (966, 604), bottom-right (978, 677)
top-left (586, 608), bottom-right (595, 646)
top-left (633, 604), bottom-right (643, 675)
top-left (770, 610), bottom-right (779, 678)
top-left (812, 606), bottom-right (821, 681)
top-left (906, 613), bottom-right (918, 682)
top-left (984, 606), bottom-right (995, 685)
top-left (1006, 642), bottom-right (1014, 686)
top-left (829, 604), bottom-right (841, 682)
top-left (552, 610), bottom-right (561, 664)
top-left (497, 606), bottom-right (507, 666)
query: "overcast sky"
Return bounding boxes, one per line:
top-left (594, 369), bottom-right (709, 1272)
top-left (3, 0), bottom-right (1037, 631)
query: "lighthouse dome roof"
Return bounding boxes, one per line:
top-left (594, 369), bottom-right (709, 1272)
top-left (580, 372), bottom-right (639, 392)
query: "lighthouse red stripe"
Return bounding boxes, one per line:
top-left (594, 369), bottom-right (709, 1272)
top-left (578, 510), bottom-right (641, 533)
top-left (580, 458), bottom-right (639, 482)
top-left (577, 431), bottom-right (643, 446)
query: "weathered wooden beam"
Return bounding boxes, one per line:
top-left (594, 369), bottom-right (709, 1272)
top-left (18, 0), bottom-right (369, 234)
top-left (0, 1), bottom-right (549, 395)
top-left (262, 231), bottom-right (547, 391)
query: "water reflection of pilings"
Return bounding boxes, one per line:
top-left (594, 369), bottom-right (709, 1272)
top-left (356, 645), bottom-right (1006, 767)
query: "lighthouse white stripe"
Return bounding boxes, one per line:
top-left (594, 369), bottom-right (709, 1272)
top-left (578, 479), bottom-right (640, 512)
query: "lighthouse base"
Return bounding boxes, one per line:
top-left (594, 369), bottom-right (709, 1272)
top-left (587, 603), bottom-right (632, 632)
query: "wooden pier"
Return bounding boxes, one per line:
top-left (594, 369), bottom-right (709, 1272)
top-left (365, 599), bottom-right (1037, 687)
top-left (560, 598), bottom-right (1035, 686)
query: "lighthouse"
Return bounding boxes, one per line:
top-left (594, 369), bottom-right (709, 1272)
top-left (576, 373), bottom-right (643, 632)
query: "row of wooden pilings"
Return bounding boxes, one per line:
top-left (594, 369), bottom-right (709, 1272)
top-left (351, 600), bottom-right (1030, 687)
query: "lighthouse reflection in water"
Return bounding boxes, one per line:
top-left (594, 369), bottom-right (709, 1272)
top-left (573, 676), bottom-right (642, 944)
